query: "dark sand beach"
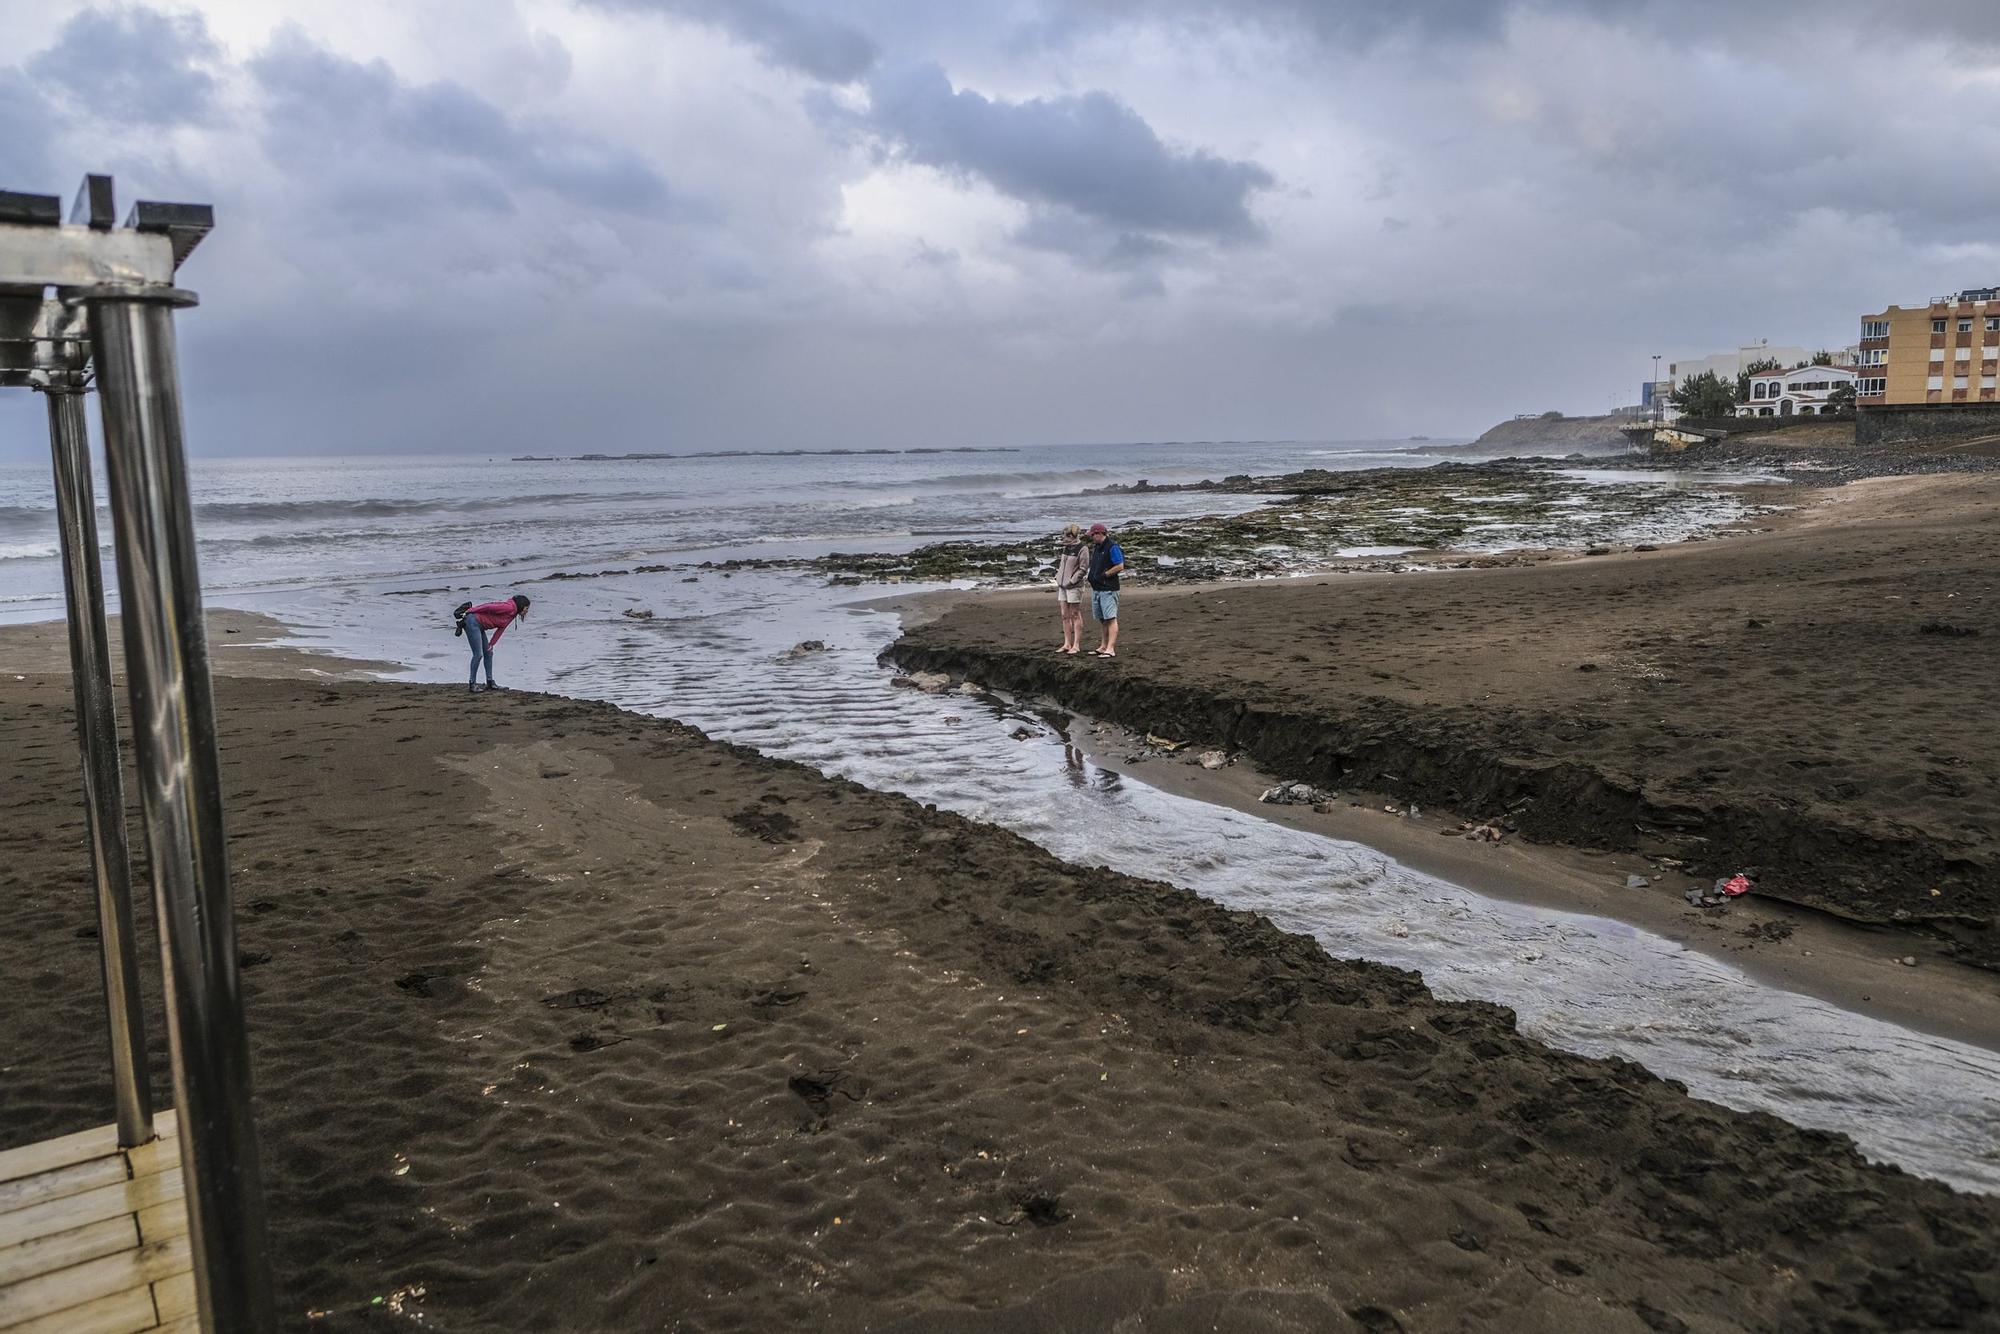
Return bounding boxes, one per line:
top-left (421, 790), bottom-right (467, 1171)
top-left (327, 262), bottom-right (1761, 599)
top-left (893, 470), bottom-right (2000, 974)
top-left (3, 639), bottom-right (1999, 1330)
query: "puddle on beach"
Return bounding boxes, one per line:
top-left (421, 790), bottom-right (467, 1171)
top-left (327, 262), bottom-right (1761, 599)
top-left (255, 563), bottom-right (2000, 1196)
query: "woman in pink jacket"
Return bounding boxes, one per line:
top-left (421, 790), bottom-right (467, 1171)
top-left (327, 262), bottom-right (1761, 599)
top-left (454, 594), bottom-right (530, 693)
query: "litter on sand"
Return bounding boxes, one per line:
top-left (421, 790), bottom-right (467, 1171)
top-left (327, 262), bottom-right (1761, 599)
top-left (1260, 782), bottom-right (1332, 806)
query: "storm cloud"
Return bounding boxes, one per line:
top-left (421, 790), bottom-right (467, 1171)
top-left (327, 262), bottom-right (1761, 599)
top-left (248, 30), bottom-right (671, 218)
top-left (860, 61), bottom-right (1272, 243)
top-left (26, 4), bottom-right (219, 125)
top-left (584, 0), bottom-right (879, 82)
top-left (1, 0), bottom-right (1998, 460)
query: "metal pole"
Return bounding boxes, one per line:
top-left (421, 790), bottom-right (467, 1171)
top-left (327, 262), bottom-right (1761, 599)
top-left (42, 381), bottom-right (155, 1149)
top-left (87, 290), bottom-right (276, 1332)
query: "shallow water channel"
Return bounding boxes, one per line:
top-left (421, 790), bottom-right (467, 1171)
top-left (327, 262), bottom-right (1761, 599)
top-left (391, 567), bottom-right (2000, 1197)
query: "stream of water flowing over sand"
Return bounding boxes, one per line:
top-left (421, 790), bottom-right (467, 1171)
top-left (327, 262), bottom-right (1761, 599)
top-left (277, 565), bottom-right (2000, 1196)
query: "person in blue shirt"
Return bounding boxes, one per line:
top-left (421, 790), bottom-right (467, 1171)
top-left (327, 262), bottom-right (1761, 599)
top-left (1085, 522), bottom-right (1124, 657)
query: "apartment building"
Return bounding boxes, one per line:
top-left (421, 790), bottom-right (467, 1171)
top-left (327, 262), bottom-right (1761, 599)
top-left (1856, 286), bottom-right (2000, 406)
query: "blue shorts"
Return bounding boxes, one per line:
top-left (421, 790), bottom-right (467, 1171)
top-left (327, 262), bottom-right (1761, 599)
top-left (1092, 590), bottom-right (1119, 622)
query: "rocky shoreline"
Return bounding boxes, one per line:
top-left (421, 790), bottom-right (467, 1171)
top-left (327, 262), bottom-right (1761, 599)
top-left (1597, 432), bottom-right (2000, 485)
top-left (706, 460), bottom-right (1770, 587)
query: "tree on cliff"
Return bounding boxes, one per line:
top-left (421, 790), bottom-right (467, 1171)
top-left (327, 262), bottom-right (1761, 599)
top-left (1671, 371), bottom-right (1738, 420)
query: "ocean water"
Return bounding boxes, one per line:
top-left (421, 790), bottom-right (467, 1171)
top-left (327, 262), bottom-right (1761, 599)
top-left (0, 440), bottom-right (1441, 617)
top-left (6, 440), bottom-right (1996, 1193)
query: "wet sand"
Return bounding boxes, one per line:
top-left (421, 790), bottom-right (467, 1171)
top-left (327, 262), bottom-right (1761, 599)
top-left (3, 653), bottom-right (1997, 1329)
top-left (893, 472), bottom-right (2000, 974)
top-left (0, 607), bottom-right (402, 680)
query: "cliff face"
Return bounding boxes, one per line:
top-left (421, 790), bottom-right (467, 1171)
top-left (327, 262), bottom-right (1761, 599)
top-left (1437, 413), bottom-right (1640, 457)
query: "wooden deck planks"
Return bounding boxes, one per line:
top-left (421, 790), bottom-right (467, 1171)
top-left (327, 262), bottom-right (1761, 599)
top-left (150, 1273), bottom-right (194, 1322)
top-left (0, 1113), bottom-right (177, 1192)
top-left (0, 1235), bottom-right (191, 1328)
top-left (3, 1286), bottom-right (157, 1334)
top-left (0, 1115), bottom-right (195, 1333)
top-left (0, 1169), bottom-right (185, 1252)
top-left (0, 1218), bottom-right (139, 1288)
top-left (0, 1158), bottom-right (129, 1218)
top-left (0, 1128), bottom-right (120, 1190)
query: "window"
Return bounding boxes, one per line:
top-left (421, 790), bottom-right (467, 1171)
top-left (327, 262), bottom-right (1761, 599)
top-left (1989, 317), bottom-right (2000, 332)
top-left (1960, 319), bottom-right (1974, 333)
top-left (1958, 347), bottom-right (1973, 360)
top-left (1985, 376), bottom-right (1999, 390)
top-left (1858, 377), bottom-right (1887, 395)
top-left (1863, 319), bottom-right (1890, 339)
top-left (1954, 375), bottom-right (1969, 390)
top-left (1859, 348), bottom-right (1887, 365)
top-left (1931, 347), bottom-right (1946, 361)
top-left (1928, 375), bottom-right (1945, 390)
top-left (1934, 319), bottom-right (1948, 333)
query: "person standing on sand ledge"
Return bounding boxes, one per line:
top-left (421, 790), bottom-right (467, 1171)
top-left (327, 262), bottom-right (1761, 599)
top-left (1054, 523), bottom-right (1090, 654)
top-left (1086, 522), bottom-right (1124, 658)
top-left (454, 594), bottom-right (530, 693)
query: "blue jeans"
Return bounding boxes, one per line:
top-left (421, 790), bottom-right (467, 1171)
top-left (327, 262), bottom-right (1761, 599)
top-left (466, 617), bottom-right (493, 686)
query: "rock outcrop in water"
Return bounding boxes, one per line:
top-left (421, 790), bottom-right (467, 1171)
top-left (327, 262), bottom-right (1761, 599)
top-left (707, 462), bottom-right (1760, 588)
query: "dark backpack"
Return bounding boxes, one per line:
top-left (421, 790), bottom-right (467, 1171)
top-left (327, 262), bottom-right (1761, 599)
top-left (452, 601), bottom-right (474, 637)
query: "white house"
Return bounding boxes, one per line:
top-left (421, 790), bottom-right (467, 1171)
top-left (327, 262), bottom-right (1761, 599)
top-left (1736, 364), bottom-right (1858, 417)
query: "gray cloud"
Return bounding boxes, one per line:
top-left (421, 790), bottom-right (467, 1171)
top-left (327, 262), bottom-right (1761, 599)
top-left (0, 70), bottom-right (58, 189)
top-left (247, 30), bottom-right (671, 217)
top-left (583, 0), bottom-right (879, 82)
top-left (6, 0), bottom-right (2000, 463)
top-left (861, 61), bottom-right (1273, 242)
top-left (1016, 207), bottom-right (1172, 267)
top-left (1057, 0), bottom-right (2000, 57)
top-left (27, 5), bottom-right (219, 125)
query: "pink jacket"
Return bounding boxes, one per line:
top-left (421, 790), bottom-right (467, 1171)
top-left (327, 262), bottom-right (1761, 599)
top-left (467, 600), bottom-right (521, 645)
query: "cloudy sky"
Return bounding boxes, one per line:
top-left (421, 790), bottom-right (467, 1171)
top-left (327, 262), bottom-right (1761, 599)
top-left (2, 0), bottom-right (1997, 459)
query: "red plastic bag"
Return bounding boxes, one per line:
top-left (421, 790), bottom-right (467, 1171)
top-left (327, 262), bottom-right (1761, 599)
top-left (1721, 874), bottom-right (1753, 897)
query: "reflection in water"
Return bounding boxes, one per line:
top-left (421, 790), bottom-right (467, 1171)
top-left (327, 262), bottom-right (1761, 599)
top-left (278, 567), bottom-right (2000, 1193)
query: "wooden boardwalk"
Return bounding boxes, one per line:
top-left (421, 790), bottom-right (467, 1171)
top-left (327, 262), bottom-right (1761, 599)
top-left (0, 1112), bottom-right (195, 1333)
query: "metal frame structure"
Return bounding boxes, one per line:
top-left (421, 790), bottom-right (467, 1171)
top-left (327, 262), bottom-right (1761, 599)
top-left (1, 175), bottom-right (274, 1331)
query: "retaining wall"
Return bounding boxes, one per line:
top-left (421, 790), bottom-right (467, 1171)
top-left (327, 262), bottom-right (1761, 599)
top-left (1857, 403), bottom-right (2000, 446)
